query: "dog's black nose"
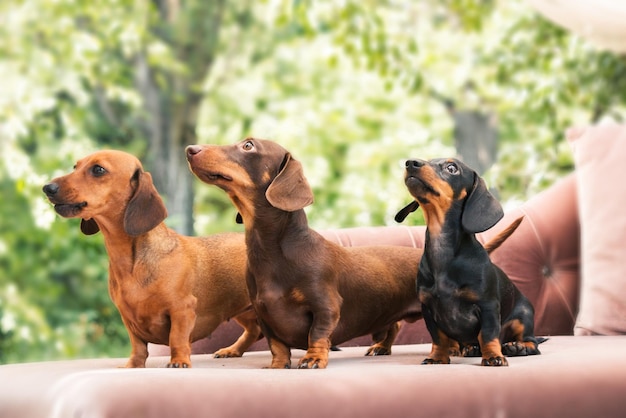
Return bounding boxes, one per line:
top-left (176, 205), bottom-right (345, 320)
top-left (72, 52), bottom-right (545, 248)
top-left (186, 145), bottom-right (202, 161)
top-left (405, 159), bottom-right (425, 170)
top-left (43, 183), bottom-right (59, 196)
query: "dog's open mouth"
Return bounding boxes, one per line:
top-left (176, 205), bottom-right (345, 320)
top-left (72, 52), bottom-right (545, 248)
top-left (54, 202), bottom-right (87, 217)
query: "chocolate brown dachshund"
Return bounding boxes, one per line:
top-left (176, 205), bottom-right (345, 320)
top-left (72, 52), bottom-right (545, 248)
top-left (395, 157), bottom-right (541, 366)
top-left (43, 150), bottom-right (261, 368)
top-left (186, 138), bottom-right (423, 369)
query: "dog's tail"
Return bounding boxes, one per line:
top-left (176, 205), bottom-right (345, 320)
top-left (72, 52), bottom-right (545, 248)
top-left (484, 216), bottom-right (524, 254)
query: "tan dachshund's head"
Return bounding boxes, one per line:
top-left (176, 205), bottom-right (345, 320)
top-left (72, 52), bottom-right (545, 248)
top-left (395, 157), bottom-right (502, 235)
top-left (186, 138), bottom-right (313, 224)
top-left (43, 150), bottom-right (167, 236)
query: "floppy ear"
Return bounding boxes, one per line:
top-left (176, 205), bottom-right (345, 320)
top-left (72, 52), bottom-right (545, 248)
top-left (265, 154), bottom-right (314, 211)
top-left (80, 218), bottom-right (100, 235)
top-left (124, 170), bottom-right (168, 236)
top-left (394, 201), bottom-right (420, 223)
top-left (461, 174), bottom-right (503, 233)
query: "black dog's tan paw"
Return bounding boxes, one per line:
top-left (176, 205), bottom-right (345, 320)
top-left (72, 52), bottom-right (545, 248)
top-left (502, 341), bottom-right (540, 357)
top-left (448, 341), bottom-right (462, 357)
top-left (448, 347), bottom-right (461, 357)
top-left (481, 356), bottom-right (508, 366)
top-left (461, 344), bottom-right (482, 357)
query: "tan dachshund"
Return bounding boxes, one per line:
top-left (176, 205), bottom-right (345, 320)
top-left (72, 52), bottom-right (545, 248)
top-left (186, 138), bottom-right (424, 369)
top-left (43, 150), bottom-right (261, 368)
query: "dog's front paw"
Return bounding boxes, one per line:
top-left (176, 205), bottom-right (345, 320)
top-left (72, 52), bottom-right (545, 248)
top-left (213, 348), bottom-right (243, 358)
top-left (298, 348), bottom-right (328, 369)
top-left (502, 341), bottom-right (540, 357)
top-left (166, 361), bottom-right (191, 368)
top-left (448, 347), bottom-right (462, 357)
top-left (297, 354), bottom-right (328, 369)
top-left (266, 361), bottom-right (291, 369)
top-left (421, 357), bottom-right (450, 365)
top-left (365, 345), bottom-right (392, 356)
top-left (297, 345), bottom-right (329, 369)
top-left (122, 359), bottom-right (146, 368)
top-left (461, 343), bottom-right (482, 357)
top-left (481, 356), bottom-right (508, 366)
top-left (447, 340), bottom-right (462, 357)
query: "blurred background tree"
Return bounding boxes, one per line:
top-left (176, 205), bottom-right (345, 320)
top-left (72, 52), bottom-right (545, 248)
top-left (1, 0), bottom-right (625, 363)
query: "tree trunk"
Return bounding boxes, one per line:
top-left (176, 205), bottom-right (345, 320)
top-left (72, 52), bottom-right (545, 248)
top-left (451, 109), bottom-right (498, 176)
top-left (133, 0), bottom-right (225, 235)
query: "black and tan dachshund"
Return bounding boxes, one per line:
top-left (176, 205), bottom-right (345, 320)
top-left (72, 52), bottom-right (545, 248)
top-left (395, 157), bottom-right (541, 366)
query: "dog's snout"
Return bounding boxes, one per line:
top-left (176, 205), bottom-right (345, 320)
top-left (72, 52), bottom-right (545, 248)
top-left (405, 159), bottom-right (425, 171)
top-left (43, 182), bottom-right (59, 196)
top-left (186, 145), bottom-right (203, 161)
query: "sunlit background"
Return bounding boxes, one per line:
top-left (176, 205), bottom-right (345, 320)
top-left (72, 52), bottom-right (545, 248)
top-left (1, 0), bottom-right (625, 364)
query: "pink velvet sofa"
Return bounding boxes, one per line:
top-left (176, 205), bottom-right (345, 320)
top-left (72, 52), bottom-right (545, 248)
top-left (2, 126), bottom-right (626, 417)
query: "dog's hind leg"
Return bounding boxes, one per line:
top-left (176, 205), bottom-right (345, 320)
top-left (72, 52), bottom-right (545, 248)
top-left (365, 321), bottom-right (402, 356)
top-left (214, 308), bottom-right (263, 358)
top-left (501, 317), bottom-right (541, 356)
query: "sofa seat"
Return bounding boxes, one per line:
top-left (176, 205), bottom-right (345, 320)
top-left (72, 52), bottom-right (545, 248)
top-left (1, 336), bottom-right (624, 418)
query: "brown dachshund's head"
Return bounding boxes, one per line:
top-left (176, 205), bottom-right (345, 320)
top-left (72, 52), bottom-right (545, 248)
top-left (42, 150), bottom-right (167, 236)
top-left (395, 158), bottom-right (502, 234)
top-left (186, 138), bottom-right (314, 224)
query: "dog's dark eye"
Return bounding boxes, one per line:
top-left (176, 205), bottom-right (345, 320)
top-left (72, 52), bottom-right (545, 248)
top-left (445, 163), bottom-right (458, 175)
top-left (242, 140), bottom-right (255, 151)
top-left (91, 165), bottom-right (107, 177)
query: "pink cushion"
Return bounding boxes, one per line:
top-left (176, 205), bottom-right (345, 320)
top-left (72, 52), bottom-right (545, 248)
top-left (568, 125), bottom-right (626, 335)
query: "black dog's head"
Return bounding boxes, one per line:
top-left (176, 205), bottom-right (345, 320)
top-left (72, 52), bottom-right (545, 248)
top-left (395, 158), bottom-right (503, 235)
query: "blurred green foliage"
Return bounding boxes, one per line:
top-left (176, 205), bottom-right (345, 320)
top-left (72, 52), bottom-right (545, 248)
top-left (1, 0), bottom-right (625, 363)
